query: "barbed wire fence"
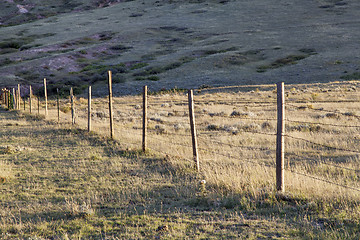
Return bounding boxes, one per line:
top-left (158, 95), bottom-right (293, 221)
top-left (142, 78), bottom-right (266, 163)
top-left (1, 75), bottom-right (360, 195)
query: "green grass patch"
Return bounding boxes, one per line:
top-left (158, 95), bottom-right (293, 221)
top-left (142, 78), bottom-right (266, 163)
top-left (257, 54), bottom-right (308, 72)
top-left (340, 72), bottom-right (360, 80)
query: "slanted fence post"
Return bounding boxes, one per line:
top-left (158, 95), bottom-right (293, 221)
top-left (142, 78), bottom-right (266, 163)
top-left (188, 89), bottom-right (200, 172)
top-left (17, 84), bottom-right (20, 110)
top-left (5, 90), bottom-right (9, 108)
top-left (57, 88), bottom-right (60, 123)
top-left (29, 86), bottom-right (32, 114)
top-left (7, 90), bottom-right (10, 109)
top-left (44, 78), bottom-right (48, 117)
top-left (70, 87), bottom-right (75, 125)
top-left (12, 88), bottom-right (16, 110)
top-left (276, 82), bottom-right (285, 192)
top-left (142, 86), bottom-right (148, 152)
top-left (88, 86), bottom-right (92, 132)
top-left (108, 71), bottom-right (114, 139)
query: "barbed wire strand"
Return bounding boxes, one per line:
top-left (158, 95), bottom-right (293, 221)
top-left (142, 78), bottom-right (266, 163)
top-left (194, 112), bottom-right (277, 121)
top-left (198, 146), bottom-right (275, 169)
top-left (147, 134), bottom-right (192, 149)
top-left (197, 135), bottom-right (275, 152)
top-left (287, 168), bottom-right (360, 193)
top-left (289, 156), bottom-right (360, 173)
top-left (286, 134), bottom-right (360, 154)
top-left (194, 84), bottom-right (276, 92)
top-left (289, 100), bottom-right (360, 104)
top-left (147, 147), bottom-right (194, 164)
top-left (286, 119), bottom-right (360, 128)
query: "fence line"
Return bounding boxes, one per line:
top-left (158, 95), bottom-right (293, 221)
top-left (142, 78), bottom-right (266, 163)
top-left (2, 80), bottom-right (360, 196)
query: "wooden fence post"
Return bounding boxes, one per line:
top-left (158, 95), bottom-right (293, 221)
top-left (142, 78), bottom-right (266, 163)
top-left (5, 90), bottom-right (9, 108)
top-left (88, 86), bottom-right (92, 132)
top-left (12, 88), bottom-right (16, 110)
top-left (7, 90), bottom-right (10, 109)
top-left (57, 88), bottom-right (60, 123)
top-left (38, 96), bottom-right (40, 115)
top-left (29, 86), bottom-right (32, 114)
top-left (23, 95), bottom-right (25, 111)
top-left (108, 71), bottom-right (114, 139)
top-left (70, 88), bottom-right (75, 125)
top-left (44, 78), bottom-right (48, 117)
top-left (188, 89), bottom-right (200, 171)
top-left (15, 89), bottom-right (19, 110)
top-left (142, 85), bottom-right (148, 152)
top-left (276, 82), bottom-right (285, 192)
top-left (17, 84), bottom-right (20, 110)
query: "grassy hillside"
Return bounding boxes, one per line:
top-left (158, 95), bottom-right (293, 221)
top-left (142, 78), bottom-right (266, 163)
top-left (1, 82), bottom-right (360, 239)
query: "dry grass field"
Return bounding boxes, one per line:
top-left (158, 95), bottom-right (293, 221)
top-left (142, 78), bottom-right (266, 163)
top-left (1, 81), bottom-right (360, 239)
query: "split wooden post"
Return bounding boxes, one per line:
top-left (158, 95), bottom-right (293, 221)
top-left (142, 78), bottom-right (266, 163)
top-left (1, 90), bottom-right (4, 105)
top-left (17, 84), bottom-right (20, 110)
top-left (29, 86), bottom-right (32, 114)
top-left (108, 71), bottom-right (114, 139)
top-left (276, 82), bottom-right (285, 192)
top-left (70, 88), bottom-right (75, 125)
top-left (15, 89), bottom-right (19, 110)
top-left (57, 88), bottom-right (60, 123)
top-left (5, 90), bottom-right (9, 108)
top-left (12, 88), bottom-right (16, 110)
top-left (7, 90), bottom-right (10, 109)
top-left (44, 78), bottom-right (48, 117)
top-left (142, 85), bottom-right (148, 152)
top-left (188, 89), bottom-right (200, 171)
top-left (88, 86), bottom-right (92, 132)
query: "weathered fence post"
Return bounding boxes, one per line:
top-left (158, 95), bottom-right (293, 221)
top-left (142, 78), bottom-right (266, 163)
top-left (12, 88), bottom-right (16, 110)
top-left (142, 85), bottom-right (148, 152)
top-left (70, 88), bottom-right (75, 125)
top-left (88, 86), bottom-right (92, 132)
top-left (0, 90), bottom-right (3, 105)
top-left (276, 82), bottom-right (285, 192)
top-left (7, 90), bottom-right (10, 109)
top-left (57, 88), bottom-right (60, 123)
top-left (188, 89), bottom-right (200, 171)
top-left (5, 90), bottom-right (9, 108)
top-left (29, 86), bottom-right (32, 114)
top-left (23, 95), bottom-right (25, 111)
top-left (108, 71), bottom-right (114, 139)
top-left (17, 84), bottom-right (20, 110)
top-left (44, 78), bottom-right (48, 117)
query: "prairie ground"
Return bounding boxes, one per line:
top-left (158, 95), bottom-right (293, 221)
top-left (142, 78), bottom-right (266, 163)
top-left (1, 81), bottom-right (360, 239)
